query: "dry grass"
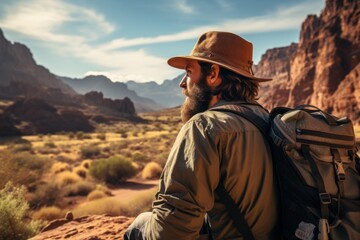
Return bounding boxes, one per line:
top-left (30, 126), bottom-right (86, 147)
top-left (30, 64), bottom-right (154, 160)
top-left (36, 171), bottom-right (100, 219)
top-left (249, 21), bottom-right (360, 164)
top-left (55, 171), bottom-right (82, 188)
top-left (32, 206), bottom-right (64, 221)
top-left (142, 162), bottom-right (163, 179)
top-left (73, 166), bottom-right (88, 178)
top-left (81, 160), bottom-right (92, 169)
top-left (87, 190), bottom-right (108, 201)
top-left (62, 180), bottom-right (95, 197)
top-left (1, 108), bottom-right (181, 222)
top-left (73, 188), bottom-right (157, 217)
top-left (51, 162), bottom-right (70, 174)
top-left (0, 151), bottom-right (51, 189)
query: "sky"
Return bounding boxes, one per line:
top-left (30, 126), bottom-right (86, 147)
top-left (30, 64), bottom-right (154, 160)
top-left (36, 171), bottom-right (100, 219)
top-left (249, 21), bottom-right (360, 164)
top-left (0, 0), bottom-right (324, 84)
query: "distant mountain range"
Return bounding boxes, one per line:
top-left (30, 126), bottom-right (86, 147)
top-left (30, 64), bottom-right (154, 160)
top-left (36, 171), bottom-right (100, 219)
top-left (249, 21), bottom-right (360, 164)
top-left (59, 75), bottom-right (164, 112)
top-left (126, 75), bottom-right (184, 108)
top-left (0, 29), bottom-right (139, 135)
top-left (60, 74), bottom-right (185, 112)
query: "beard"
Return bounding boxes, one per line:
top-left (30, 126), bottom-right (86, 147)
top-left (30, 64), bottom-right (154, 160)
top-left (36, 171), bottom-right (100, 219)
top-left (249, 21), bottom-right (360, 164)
top-left (181, 75), bottom-right (212, 123)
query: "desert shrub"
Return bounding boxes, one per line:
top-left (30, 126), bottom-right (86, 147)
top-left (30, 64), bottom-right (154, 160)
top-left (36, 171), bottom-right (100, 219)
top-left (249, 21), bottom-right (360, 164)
top-left (55, 171), bottom-right (81, 188)
top-left (26, 182), bottom-right (62, 209)
top-left (51, 162), bottom-right (70, 174)
top-left (81, 160), bottom-right (92, 169)
top-left (80, 144), bottom-right (101, 159)
top-left (0, 151), bottom-right (51, 189)
top-left (121, 132), bottom-right (128, 138)
top-left (55, 155), bottom-right (74, 163)
top-left (73, 188), bottom-right (156, 217)
top-left (73, 166), bottom-right (87, 178)
top-left (132, 131), bottom-right (139, 137)
top-left (44, 141), bottom-right (56, 148)
top-left (156, 152), bottom-right (169, 167)
top-left (0, 182), bottom-right (43, 239)
top-left (37, 148), bottom-right (60, 155)
top-left (12, 143), bottom-right (32, 152)
top-left (130, 144), bottom-right (143, 151)
top-left (89, 155), bottom-right (137, 184)
top-left (117, 128), bottom-right (127, 135)
top-left (95, 184), bottom-right (112, 196)
top-left (75, 131), bottom-right (85, 140)
top-left (142, 162), bottom-right (162, 179)
top-left (131, 151), bottom-right (150, 163)
top-left (68, 132), bottom-right (75, 139)
top-left (87, 190), bottom-right (108, 201)
top-left (62, 181), bottom-right (95, 197)
top-left (32, 206), bottom-right (63, 221)
top-left (96, 133), bottom-right (106, 141)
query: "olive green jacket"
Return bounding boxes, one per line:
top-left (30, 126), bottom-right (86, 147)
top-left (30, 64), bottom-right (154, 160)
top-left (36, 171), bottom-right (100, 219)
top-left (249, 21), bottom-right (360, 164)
top-left (144, 101), bottom-right (279, 239)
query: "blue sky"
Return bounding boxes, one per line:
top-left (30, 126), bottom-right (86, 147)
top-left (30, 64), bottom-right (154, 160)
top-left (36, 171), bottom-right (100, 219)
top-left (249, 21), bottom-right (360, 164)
top-left (0, 0), bottom-right (324, 83)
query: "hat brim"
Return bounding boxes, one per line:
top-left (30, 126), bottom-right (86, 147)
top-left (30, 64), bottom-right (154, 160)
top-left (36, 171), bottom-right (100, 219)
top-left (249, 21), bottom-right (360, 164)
top-left (168, 56), bottom-right (272, 82)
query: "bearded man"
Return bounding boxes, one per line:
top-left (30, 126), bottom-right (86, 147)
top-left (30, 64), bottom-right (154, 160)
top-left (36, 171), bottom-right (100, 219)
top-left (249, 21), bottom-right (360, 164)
top-left (124, 31), bottom-right (279, 240)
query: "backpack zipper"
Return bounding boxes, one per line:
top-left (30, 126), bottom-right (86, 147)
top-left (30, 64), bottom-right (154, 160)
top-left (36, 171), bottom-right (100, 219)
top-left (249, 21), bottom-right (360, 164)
top-left (296, 128), bottom-right (354, 141)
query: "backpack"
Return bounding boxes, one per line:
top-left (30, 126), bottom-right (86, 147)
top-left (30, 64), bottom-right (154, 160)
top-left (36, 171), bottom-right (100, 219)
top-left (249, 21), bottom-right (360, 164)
top-left (211, 104), bottom-right (360, 240)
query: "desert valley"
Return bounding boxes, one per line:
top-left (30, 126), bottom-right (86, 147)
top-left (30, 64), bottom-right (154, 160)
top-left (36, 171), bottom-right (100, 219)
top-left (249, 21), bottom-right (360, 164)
top-left (0, 0), bottom-right (359, 239)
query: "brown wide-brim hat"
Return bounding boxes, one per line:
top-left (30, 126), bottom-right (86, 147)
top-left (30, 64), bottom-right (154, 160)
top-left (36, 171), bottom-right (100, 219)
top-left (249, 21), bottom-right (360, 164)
top-left (168, 31), bottom-right (272, 82)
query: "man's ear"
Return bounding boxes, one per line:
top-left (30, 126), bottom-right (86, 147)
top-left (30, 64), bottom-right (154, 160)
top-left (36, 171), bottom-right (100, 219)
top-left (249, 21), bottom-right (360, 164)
top-left (207, 64), bottom-right (221, 86)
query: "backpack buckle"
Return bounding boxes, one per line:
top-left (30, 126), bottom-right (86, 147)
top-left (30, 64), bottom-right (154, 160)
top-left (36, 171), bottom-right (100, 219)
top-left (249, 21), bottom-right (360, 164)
top-left (319, 193), bottom-right (331, 204)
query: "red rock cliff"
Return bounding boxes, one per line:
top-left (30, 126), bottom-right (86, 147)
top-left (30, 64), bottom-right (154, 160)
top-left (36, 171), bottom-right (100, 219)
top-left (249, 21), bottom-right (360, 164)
top-left (256, 0), bottom-right (360, 124)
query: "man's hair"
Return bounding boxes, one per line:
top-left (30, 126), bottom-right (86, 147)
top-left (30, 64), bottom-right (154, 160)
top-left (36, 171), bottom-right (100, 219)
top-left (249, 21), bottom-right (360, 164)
top-left (199, 61), bottom-right (259, 102)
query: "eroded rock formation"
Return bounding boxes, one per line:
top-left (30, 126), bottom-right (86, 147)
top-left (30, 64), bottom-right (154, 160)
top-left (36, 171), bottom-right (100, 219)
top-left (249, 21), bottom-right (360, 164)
top-left (257, 0), bottom-right (360, 124)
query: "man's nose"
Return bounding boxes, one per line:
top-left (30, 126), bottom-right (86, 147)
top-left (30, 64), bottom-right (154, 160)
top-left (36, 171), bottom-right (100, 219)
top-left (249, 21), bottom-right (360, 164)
top-left (179, 74), bottom-right (187, 88)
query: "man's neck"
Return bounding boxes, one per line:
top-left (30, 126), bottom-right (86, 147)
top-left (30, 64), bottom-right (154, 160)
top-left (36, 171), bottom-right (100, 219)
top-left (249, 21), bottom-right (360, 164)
top-left (208, 94), bottom-right (221, 108)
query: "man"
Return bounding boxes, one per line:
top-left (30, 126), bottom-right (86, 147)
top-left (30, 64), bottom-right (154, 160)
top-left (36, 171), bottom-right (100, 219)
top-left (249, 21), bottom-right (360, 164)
top-left (124, 31), bottom-right (279, 239)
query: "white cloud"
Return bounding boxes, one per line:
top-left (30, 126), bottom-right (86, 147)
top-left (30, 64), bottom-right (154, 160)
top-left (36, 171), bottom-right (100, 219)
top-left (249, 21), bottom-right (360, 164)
top-left (0, 0), bottom-right (114, 43)
top-left (175, 0), bottom-right (195, 14)
top-left (101, 0), bottom-right (322, 51)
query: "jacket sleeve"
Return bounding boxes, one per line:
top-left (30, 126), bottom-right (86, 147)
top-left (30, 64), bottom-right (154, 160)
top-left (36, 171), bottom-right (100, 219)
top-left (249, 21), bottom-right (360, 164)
top-left (144, 117), bottom-right (220, 240)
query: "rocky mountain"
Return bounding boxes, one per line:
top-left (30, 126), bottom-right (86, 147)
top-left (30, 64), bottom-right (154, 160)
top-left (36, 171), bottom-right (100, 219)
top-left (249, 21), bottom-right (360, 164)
top-left (256, 0), bottom-right (360, 124)
top-left (254, 43), bottom-right (298, 109)
top-left (126, 74), bottom-right (185, 108)
top-left (0, 98), bottom-right (94, 135)
top-left (0, 29), bottom-right (76, 102)
top-left (60, 75), bottom-right (163, 112)
top-left (0, 30), bottom-right (139, 135)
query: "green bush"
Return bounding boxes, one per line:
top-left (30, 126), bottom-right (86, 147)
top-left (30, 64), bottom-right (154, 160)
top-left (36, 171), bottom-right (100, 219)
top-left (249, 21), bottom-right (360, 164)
top-left (80, 144), bottom-right (101, 159)
top-left (131, 151), bottom-right (149, 163)
top-left (0, 182), bottom-right (43, 240)
top-left (89, 156), bottom-right (137, 184)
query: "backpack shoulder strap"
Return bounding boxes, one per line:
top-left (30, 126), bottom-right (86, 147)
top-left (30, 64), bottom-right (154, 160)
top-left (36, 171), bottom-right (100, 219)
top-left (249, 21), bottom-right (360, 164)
top-left (210, 104), bottom-right (270, 240)
top-left (210, 104), bottom-right (269, 139)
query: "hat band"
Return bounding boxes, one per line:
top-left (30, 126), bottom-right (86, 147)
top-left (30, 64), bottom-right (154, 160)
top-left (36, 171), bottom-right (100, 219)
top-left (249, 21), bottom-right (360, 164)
top-left (192, 51), bottom-right (252, 74)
